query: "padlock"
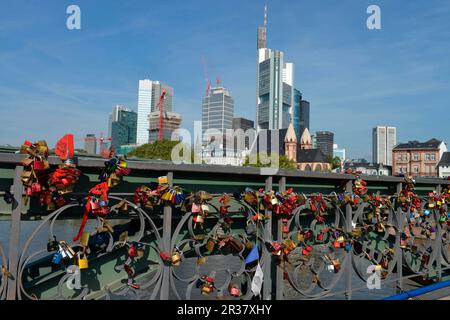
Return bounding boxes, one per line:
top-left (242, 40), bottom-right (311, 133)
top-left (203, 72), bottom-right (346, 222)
top-left (47, 236), bottom-right (59, 252)
top-left (191, 203), bottom-right (201, 213)
top-left (283, 239), bottom-right (296, 254)
top-left (229, 286), bottom-right (240, 297)
top-left (194, 214), bottom-right (204, 224)
top-left (159, 251), bottom-right (171, 262)
top-left (51, 252), bottom-right (62, 265)
top-left (206, 238), bottom-right (215, 253)
top-left (33, 160), bottom-right (45, 170)
top-left (201, 284), bottom-right (213, 295)
top-left (31, 182), bottom-right (41, 193)
top-left (79, 232), bottom-right (90, 247)
top-left (302, 245), bottom-right (313, 256)
top-left (158, 176), bottom-right (168, 184)
top-left (172, 251), bottom-right (182, 266)
top-left (271, 242), bottom-right (283, 255)
top-left (331, 259), bottom-right (341, 273)
top-left (128, 245), bottom-right (137, 258)
top-left (197, 256), bottom-right (207, 265)
top-left (78, 253), bottom-right (89, 269)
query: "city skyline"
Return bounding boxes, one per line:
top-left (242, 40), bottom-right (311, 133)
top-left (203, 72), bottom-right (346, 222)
top-left (1, 1), bottom-right (450, 160)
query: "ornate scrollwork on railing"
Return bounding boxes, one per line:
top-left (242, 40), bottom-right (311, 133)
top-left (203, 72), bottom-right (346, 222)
top-left (0, 243), bottom-right (8, 300)
top-left (16, 196), bottom-right (163, 300)
top-left (167, 195), bottom-right (267, 300)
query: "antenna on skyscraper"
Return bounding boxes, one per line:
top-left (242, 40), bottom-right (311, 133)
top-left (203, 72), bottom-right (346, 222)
top-left (264, 4), bottom-right (267, 29)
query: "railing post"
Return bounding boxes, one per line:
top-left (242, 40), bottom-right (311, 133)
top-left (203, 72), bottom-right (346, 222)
top-left (160, 171), bottom-right (173, 300)
top-left (275, 176), bottom-right (286, 300)
top-left (396, 182), bottom-right (403, 292)
top-left (263, 176), bottom-right (272, 300)
top-left (7, 165), bottom-right (24, 300)
top-left (344, 180), bottom-right (353, 300)
top-left (435, 184), bottom-right (442, 281)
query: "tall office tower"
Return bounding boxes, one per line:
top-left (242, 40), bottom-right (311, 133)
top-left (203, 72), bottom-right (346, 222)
top-left (256, 6), bottom-right (294, 131)
top-left (292, 89), bottom-right (310, 139)
top-left (111, 108), bottom-right (137, 150)
top-left (84, 134), bottom-right (97, 154)
top-left (202, 86), bottom-right (234, 144)
top-left (373, 126), bottom-right (397, 166)
top-left (148, 111), bottom-right (182, 142)
top-left (136, 79), bottom-right (174, 145)
top-left (316, 131), bottom-right (334, 158)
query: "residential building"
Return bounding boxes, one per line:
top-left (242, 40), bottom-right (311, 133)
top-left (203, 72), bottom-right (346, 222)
top-left (343, 160), bottom-right (391, 176)
top-left (84, 134), bottom-right (97, 154)
top-left (136, 79), bottom-right (173, 145)
top-left (438, 152), bottom-right (450, 178)
top-left (255, 6), bottom-right (294, 131)
top-left (148, 111), bottom-right (182, 142)
top-left (111, 108), bottom-right (137, 150)
top-left (392, 138), bottom-right (448, 177)
top-left (316, 131), bottom-right (334, 158)
top-left (372, 126), bottom-right (396, 166)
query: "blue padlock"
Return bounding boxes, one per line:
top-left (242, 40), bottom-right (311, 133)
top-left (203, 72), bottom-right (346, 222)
top-left (345, 242), bottom-right (352, 252)
top-left (99, 200), bottom-right (107, 207)
top-left (424, 210), bottom-right (431, 216)
top-left (52, 252), bottom-right (62, 265)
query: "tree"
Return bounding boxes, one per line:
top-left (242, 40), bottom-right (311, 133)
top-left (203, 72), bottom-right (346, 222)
top-left (128, 140), bottom-right (193, 161)
top-left (326, 155), bottom-right (342, 170)
top-left (244, 154), bottom-right (297, 169)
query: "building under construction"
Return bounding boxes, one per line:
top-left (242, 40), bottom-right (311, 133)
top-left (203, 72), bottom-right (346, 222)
top-left (148, 111), bottom-right (182, 142)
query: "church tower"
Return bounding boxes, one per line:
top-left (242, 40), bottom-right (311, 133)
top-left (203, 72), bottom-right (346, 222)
top-left (284, 123), bottom-right (297, 162)
top-left (300, 127), bottom-right (313, 150)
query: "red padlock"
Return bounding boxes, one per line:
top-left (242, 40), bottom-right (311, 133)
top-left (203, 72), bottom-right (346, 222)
top-left (128, 245), bottom-right (137, 258)
top-left (31, 182), bottom-right (41, 193)
top-left (33, 160), bottom-right (45, 170)
top-left (229, 286), bottom-right (240, 297)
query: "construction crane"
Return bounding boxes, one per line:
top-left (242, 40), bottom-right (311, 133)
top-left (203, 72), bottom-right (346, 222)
top-left (79, 132), bottom-right (112, 154)
top-left (157, 90), bottom-right (167, 141)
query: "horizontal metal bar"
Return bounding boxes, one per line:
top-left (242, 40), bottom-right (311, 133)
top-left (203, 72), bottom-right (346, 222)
top-left (2, 152), bottom-right (448, 185)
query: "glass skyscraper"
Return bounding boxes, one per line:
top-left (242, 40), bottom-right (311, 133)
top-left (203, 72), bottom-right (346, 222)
top-left (136, 79), bottom-right (173, 145)
top-left (111, 109), bottom-right (137, 150)
top-left (255, 6), bottom-right (294, 131)
top-left (292, 89), bottom-right (310, 139)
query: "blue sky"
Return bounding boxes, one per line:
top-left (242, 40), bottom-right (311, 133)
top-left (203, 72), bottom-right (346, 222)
top-left (1, 0), bottom-right (449, 160)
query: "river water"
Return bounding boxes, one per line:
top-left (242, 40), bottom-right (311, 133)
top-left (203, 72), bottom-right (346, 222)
top-left (0, 218), bottom-right (399, 300)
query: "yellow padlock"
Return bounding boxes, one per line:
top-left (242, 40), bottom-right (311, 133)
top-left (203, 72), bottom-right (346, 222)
top-left (158, 176), bottom-right (168, 184)
top-left (78, 254), bottom-right (89, 269)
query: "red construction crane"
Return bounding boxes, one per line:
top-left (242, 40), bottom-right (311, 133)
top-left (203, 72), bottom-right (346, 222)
top-left (201, 56), bottom-right (211, 97)
top-left (157, 90), bottom-right (167, 141)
